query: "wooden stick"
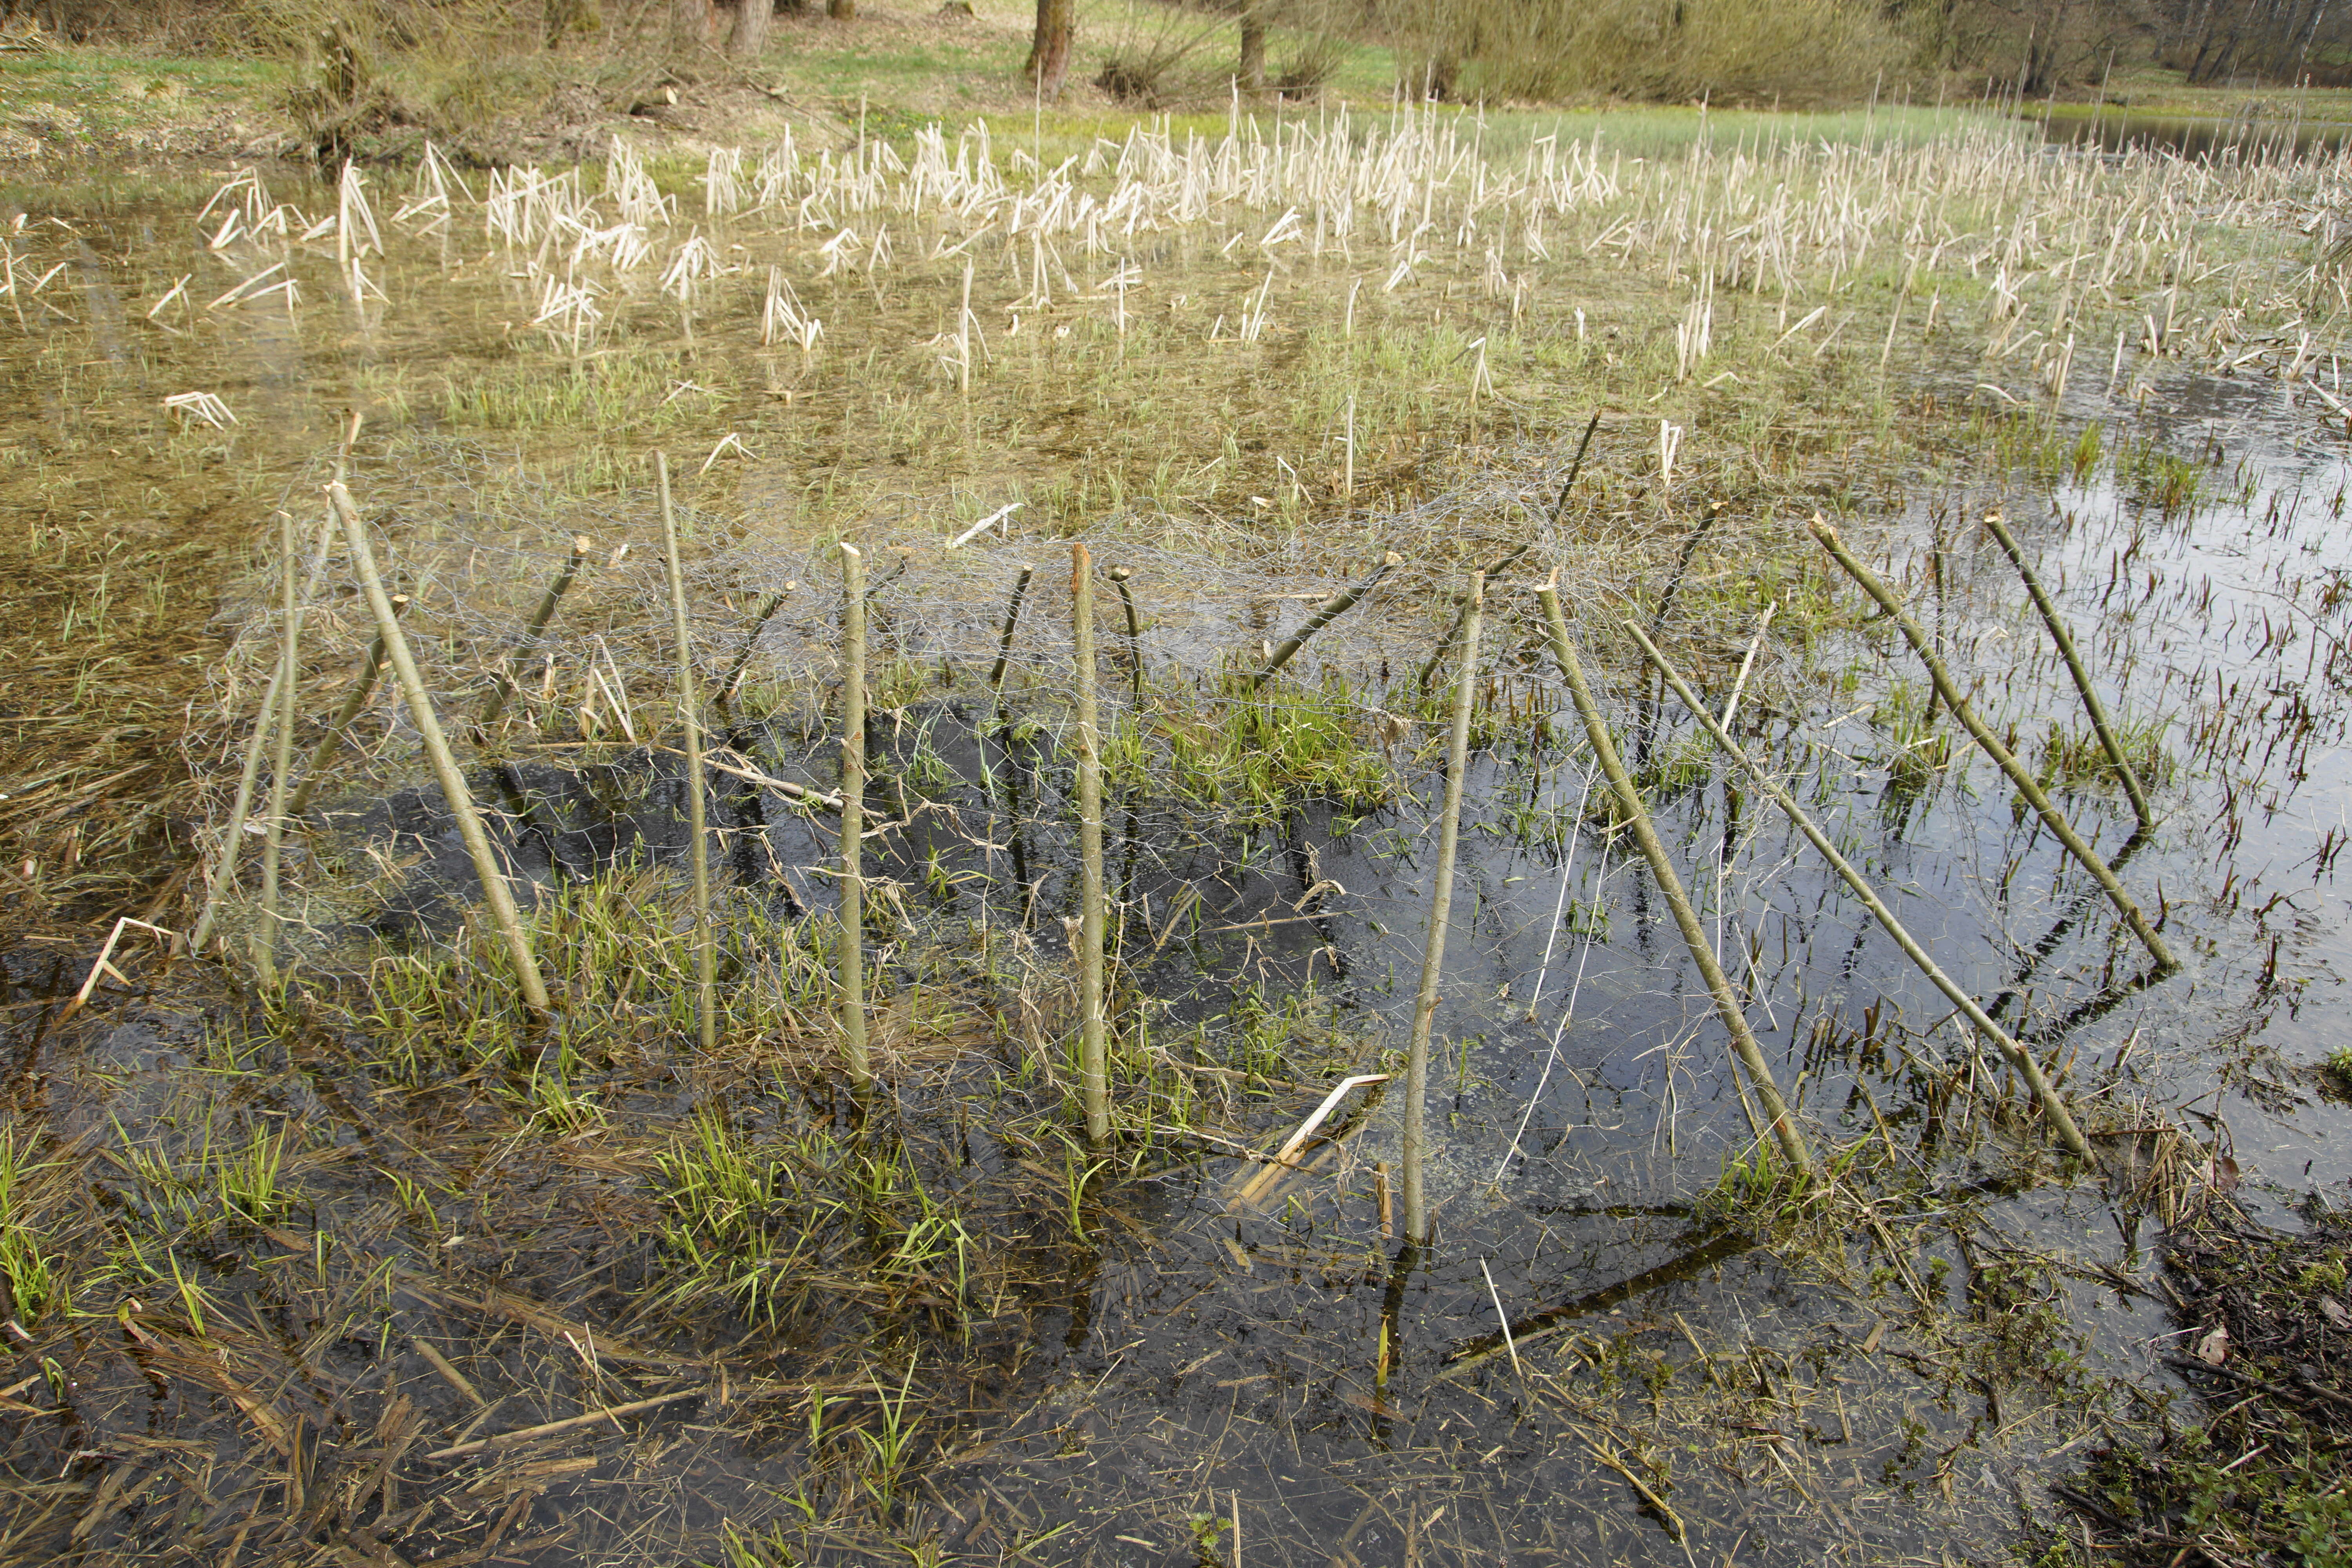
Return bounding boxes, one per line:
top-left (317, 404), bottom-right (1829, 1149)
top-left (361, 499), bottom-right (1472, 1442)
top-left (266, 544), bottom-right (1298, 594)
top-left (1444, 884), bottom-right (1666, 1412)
top-left (256, 508), bottom-right (303, 985)
top-left (837, 543), bottom-right (869, 1091)
top-left (1534, 577), bottom-right (1813, 1176)
top-left (1073, 543), bottom-right (1109, 1145)
top-left (1809, 515), bottom-right (2173, 971)
top-left (1108, 564), bottom-right (1145, 706)
top-left (477, 535), bottom-right (588, 731)
top-left (285, 594), bottom-right (407, 817)
top-left (1249, 552), bottom-right (1401, 691)
top-left (1979, 508), bottom-right (2156, 829)
top-left (987, 564), bottom-right (1036, 693)
top-left (1403, 571), bottom-right (1483, 1241)
top-left (424, 1388), bottom-right (704, 1461)
top-left (717, 588), bottom-right (789, 704)
top-left (1626, 621), bottom-right (2091, 1159)
top-left (329, 483), bottom-right (550, 1018)
top-left (657, 455), bottom-right (716, 1054)
top-left (191, 509), bottom-right (338, 956)
top-left (1232, 1073), bottom-right (1391, 1207)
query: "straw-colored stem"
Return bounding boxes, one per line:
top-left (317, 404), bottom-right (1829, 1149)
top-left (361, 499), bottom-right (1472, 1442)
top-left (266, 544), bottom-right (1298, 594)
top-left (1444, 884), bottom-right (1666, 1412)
top-left (1626, 621), bottom-right (2090, 1159)
top-left (256, 509), bottom-right (304, 985)
top-left (477, 535), bottom-right (588, 732)
top-left (838, 543), bottom-right (870, 1092)
top-left (1535, 581), bottom-right (1813, 1176)
top-left (987, 564), bottom-right (1035, 693)
top-left (1250, 552), bottom-right (1400, 691)
top-left (1980, 509), bottom-right (2156, 830)
top-left (330, 483), bottom-right (550, 1019)
top-left (1809, 516), bottom-right (2173, 971)
top-left (1073, 543), bottom-right (1109, 1145)
top-left (1403, 571), bottom-right (1483, 1242)
top-left (285, 594), bottom-right (407, 818)
top-left (658, 455), bottom-right (716, 1054)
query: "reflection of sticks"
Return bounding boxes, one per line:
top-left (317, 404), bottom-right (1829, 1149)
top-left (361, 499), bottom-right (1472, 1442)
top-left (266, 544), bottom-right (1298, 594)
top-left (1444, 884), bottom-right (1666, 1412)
top-left (1628, 622), bottom-right (2089, 1158)
top-left (285, 594), bottom-right (407, 817)
top-left (1250, 553), bottom-right (1399, 691)
top-left (1980, 509), bottom-right (2156, 829)
top-left (838, 543), bottom-right (869, 1091)
top-left (987, 564), bottom-right (1036, 693)
top-left (1811, 516), bottom-right (2174, 971)
top-left (1535, 579), bottom-right (1812, 1176)
top-left (425, 1389), bottom-right (706, 1461)
top-left (657, 455), bottom-right (715, 1054)
top-left (1403, 572), bottom-right (1484, 1242)
top-left (1073, 543), bottom-right (1109, 1145)
top-left (330, 483), bottom-right (550, 1019)
top-left (1232, 1073), bottom-right (1391, 1207)
top-left (477, 535), bottom-right (588, 731)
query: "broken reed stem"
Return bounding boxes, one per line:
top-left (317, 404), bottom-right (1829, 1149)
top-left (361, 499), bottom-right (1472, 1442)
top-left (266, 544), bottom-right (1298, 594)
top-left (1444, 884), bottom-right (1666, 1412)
top-left (657, 455), bottom-right (716, 1055)
top-left (1403, 571), bottom-right (1483, 1243)
top-left (1416, 412), bottom-right (1602, 693)
top-left (256, 509), bottom-right (305, 985)
top-left (837, 543), bottom-right (869, 1093)
top-left (329, 483), bottom-right (550, 1019)
top-left (477, 535), bottom-right (588, 731)
top-left (1109, 564), bottom-right (1145, 706)
top-left (988, 564), bottom-right (1036, 695)
top-left (191, 509), bottom-right (336, 956)
top-left (1626, 622), bottom-right (2092, 1159)
top-left (1535, 579), bottom-right (1814, 1176)
top-left (1980, 508), bottom-right (2157, 830)
top-left (1809, 516), bottom-right (2174, 971)
top-left (1250, 552), bottom-right (1401, 691)
top-left (1073, 543), bottom-right (1110, 1145)
top-left (285, 594), bottom-right (407, 818)
top-left (718, 589), bottom-right (789, 705)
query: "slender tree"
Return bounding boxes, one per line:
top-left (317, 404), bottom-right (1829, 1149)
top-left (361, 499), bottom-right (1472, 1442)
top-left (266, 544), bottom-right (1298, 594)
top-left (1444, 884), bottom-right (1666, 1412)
top-left (1027, 0), bottom-right (1073, 96)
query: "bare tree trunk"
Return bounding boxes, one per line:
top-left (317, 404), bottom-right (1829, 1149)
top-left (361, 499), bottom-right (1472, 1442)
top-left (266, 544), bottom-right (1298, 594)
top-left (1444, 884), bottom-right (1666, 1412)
top-left (733, 0), bottom-right (770, 55)
top-left (1027, 0), bottom-right (1073, 97)
top-left (674, 0), bottom-right (716, 44)
top-left (828, 0), bottom-right (854, 19)
top-left (1239, 5), bottom-right (1266, 91)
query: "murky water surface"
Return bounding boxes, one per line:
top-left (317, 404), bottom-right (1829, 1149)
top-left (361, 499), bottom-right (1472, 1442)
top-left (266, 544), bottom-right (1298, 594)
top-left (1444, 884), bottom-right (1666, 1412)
top-left (5, 152), bottom-right (2352, 1567)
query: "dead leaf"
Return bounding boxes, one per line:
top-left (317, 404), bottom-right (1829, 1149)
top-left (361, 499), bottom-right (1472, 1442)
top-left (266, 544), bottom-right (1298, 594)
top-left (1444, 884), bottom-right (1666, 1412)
top-left (2321, 1297), bottom-right (2351, 1330)
top-left (2197, 1325), bottom-right (2231, 1365)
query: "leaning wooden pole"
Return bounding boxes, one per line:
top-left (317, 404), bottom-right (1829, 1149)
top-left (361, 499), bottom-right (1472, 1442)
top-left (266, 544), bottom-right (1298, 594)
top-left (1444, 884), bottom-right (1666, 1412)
top-left (1534, 577), bottom-right (1813, 1176)
top-left (1402, 571), bottom-right (1485, 1243)
top-left (477, 535), bottom-right (589, 731)
top-left (988, 564), bottom-right (1037, 695)
top-left (1979, 509), bottom-right (2156, 831)
top-left (1250, 552), bottom-right (1401, 691)
top-left (1809, 516), bottom-right (2174, 971)
top-left (285, 593), bottom-right (407, 818)
top-left (1072, 543), bottom-right (1111, 1145)
top-left (1625, 622), bottom-right (2092, 1159)
top-left (329, 483), bottom-right (550, 1019)
top-left (837, 543), bottom-right (871, 1092)
top-left (657, 455), bottom-right (716, 1054)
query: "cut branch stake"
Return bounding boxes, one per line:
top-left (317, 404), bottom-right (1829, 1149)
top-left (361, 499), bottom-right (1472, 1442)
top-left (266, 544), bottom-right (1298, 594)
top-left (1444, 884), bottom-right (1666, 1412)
top-left (1250, 552), bottom-right (1401, 691)
top-left (1535, 577), bottom-right (1813, 1176)
top-left (657, 454), bottom-right (716, 1054)
top-left (286, 594), bottom-right (407, 818)
top-left (837, 543), bottom-right (870, 1091)
top-left (477, 535), bottom-right (588, 732)
top-left (1073, 543), bottom-right (1109, 1145)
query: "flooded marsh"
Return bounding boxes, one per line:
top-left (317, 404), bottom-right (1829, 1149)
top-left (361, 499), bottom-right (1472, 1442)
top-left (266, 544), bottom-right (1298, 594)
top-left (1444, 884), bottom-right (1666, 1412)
top-left (4, 104), bottom-right (2352, 1566)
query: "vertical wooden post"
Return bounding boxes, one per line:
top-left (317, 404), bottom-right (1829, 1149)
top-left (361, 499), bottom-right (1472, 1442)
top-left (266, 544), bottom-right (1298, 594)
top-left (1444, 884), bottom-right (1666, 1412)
top-left (1073, 543), bottom-right (1109, 1145)
top-left (1403, 571), bottom-right (1483, 1243)
top-left (658, 455), bottom-right (716, 1053)
top-left (256, 509), bottom-right (304, 985)
top-left (838, 543), bottom-right (870, 1091)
